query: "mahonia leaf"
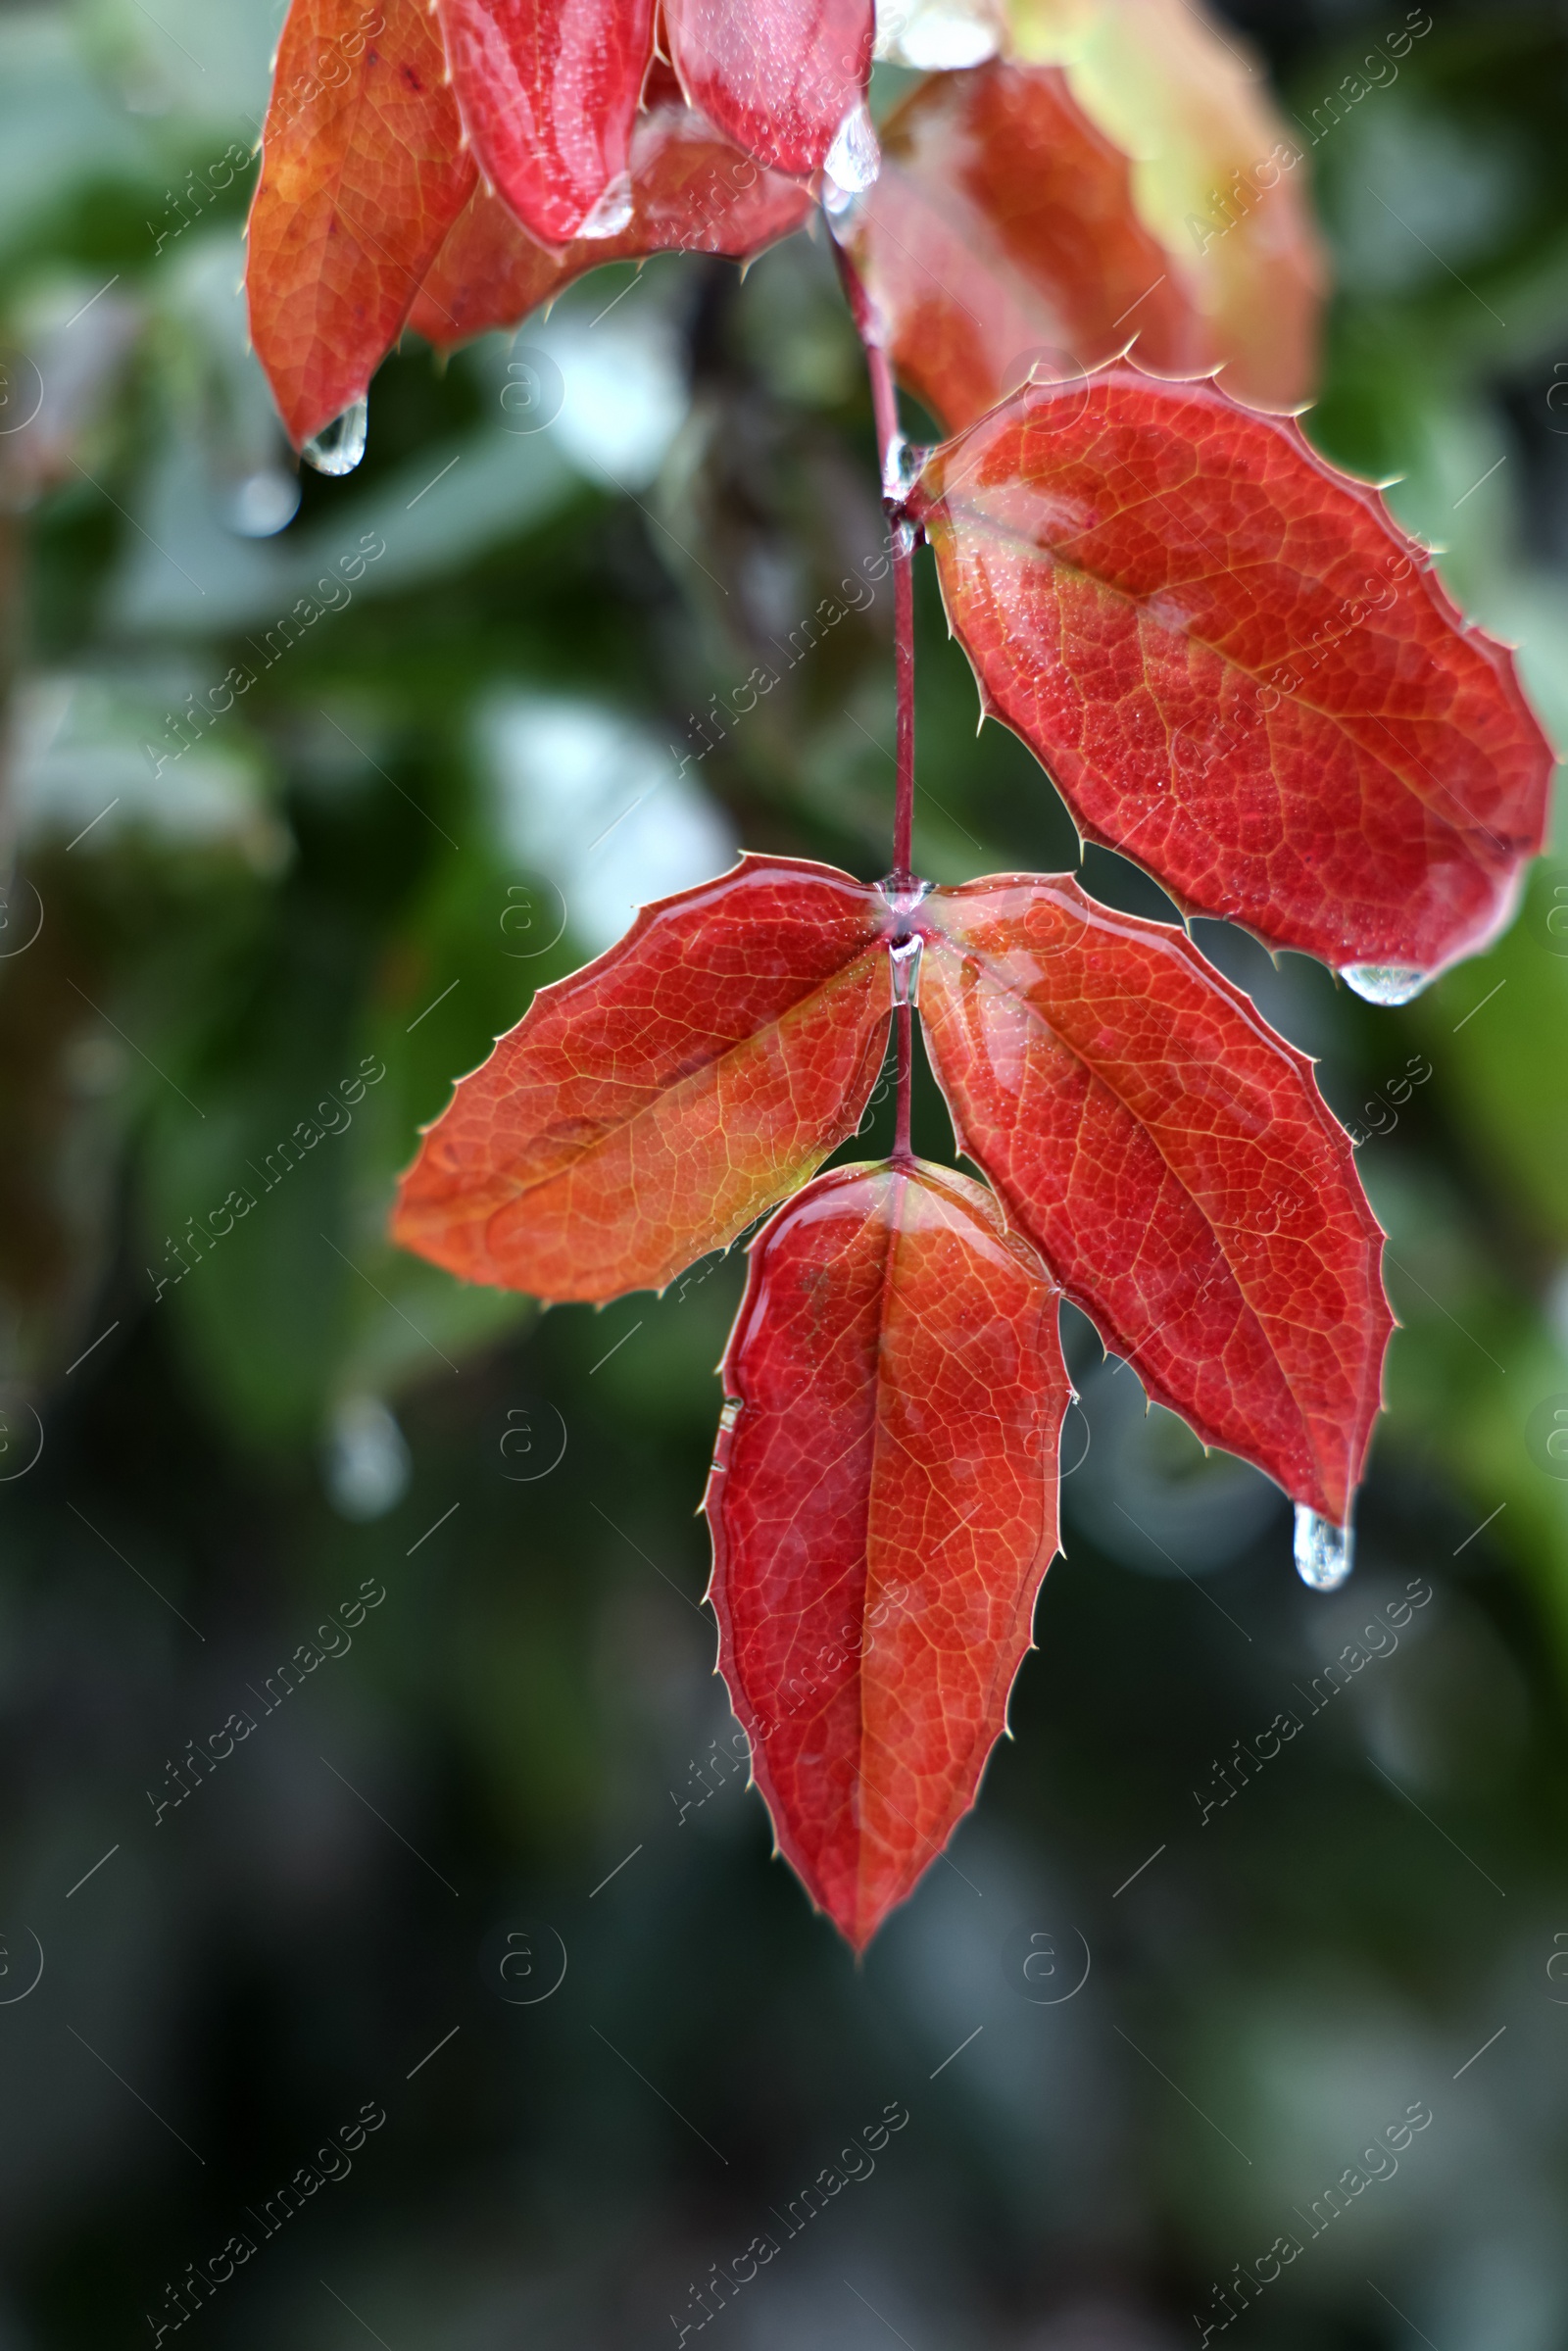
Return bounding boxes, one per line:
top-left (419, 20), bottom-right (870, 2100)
top-left (1007, 0), bottom-right (1327, 411)
top-left (391, 857), bottom-right (891, 1301)
top-left (914, 873), bottom-right (1392, 1523)
top-left (664, 0), bottom-right (876, 180)
top-left (912, 368), bottom-right (1554, 980)
top-left (431, 0), bottom-right (657, 246)
top-left (245, 0), bottom-right (475, 449)
top-left (706, 1157), bottom-right (1068, 1949)
top-left (408, 86), bottom-right (812, 350)
top-left (841, 61), bottom-right (1207, 437)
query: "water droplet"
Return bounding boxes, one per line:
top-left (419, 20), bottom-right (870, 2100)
top-left (884, 434), bottom-right (924, 503)
top-left (1341, 963), bottom-right (1431, 1007)
top-left (1294, 1504), bottom-right (1353, 1590)
top-left (890, 934), bottom-right (922, 1008)
top-left (222, 467), bottom-right (300, 537)
top-left (302, 397), bottom-right (368, 477)
top-left (878, 873), bottom-right (930, 926)
top-left (579, 171), bottom-right (633, 240)
top-left (875, 0), bottom-right (1004, 69)
top-left (823, 101), bottom-right (881, 211)
top-left (324, 1395), bottom-right (411, 1521)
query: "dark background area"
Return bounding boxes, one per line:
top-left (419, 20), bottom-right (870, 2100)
top-left (1, 0), bottom-right (1567, 2344)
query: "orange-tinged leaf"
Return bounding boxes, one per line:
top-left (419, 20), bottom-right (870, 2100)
top-left (245, 0), bottom-right (475, 449)
top-left (912, 369), bottom-right (1554, 980)
top-left (706, 1157), bottom-right (1068, 1949)
top-left (842, 61), bottom-right (1208, 437)
top-left (407, 94), bottom-right (812, 351)
top-left (664, 0), bottom-right (875, 179)
top-left (391, 857), bottom-right (891, 1302)
top-left (1007, 0), bottom-right (1327, 411)
top-left (431, 0), bottom-right (656, 246)
top-left (913, 874), bottom-right (1392, 1523)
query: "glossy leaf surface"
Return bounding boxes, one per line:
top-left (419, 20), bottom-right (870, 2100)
top-left (842, 61), bottom-right (1206, 436)
top-left (706, 1159), bottom-right (1067, 1948)
top-left (914, 370), bottom-right (1554, 978)
top-left (914, 874), bottom-right (1391, 1521)
top-left (408, 93), bottom-right (812, 351)
top-left (431, 0), bottom-right (656, 246)
top-left (1008, 0), bottom-right (1327, 412)
top-left (391, 857), bottom-right (889, 1301)
top-left (664, 0), bottom-right (875, 179)
top-left (246, 0), bottom-right (474, 449)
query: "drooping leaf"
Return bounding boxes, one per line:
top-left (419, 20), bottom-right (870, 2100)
top-left (245, 0), bottom-right (475, 449)
top-left (706, 1157), bottom-right (1067, 1949)
top-left (912, 369), bottom-right (1554, 980)
top-left (430, 0), bottom-right (657, 246)
top-left (391, 857), bottom-right (891, 1302)
top-left (664, 0), bottom-right (876, 180)
top-left (841, 61), bottom-right (1207, 437)
top-left (1007, 0), bottom-right (1327, 412)
top-left (912, 873), bottom-right (1392, 1522)
top-left (408, 90), bottom-right (813, 351)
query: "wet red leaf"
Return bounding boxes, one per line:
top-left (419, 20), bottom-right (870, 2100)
top-left (841, 62), bottom-right (1207, 436)
top-left (408, 94), bottom-right (812, 351)
top-left (913, 368), bottom-right (1554, 979)
top-left (664, 0), bottom-right (875, 179)
top-left (1008, 0), bottom-right (1327, 414)
top-left (431, 0), bottom-right (656, 246)
top-left (391, 857), bottom-right (890, 1301)
top-left (245, 0), bottom-right (475, 449)
top-left (706, 1158), bottom-right (1068, 1949)
top-left (914, 873), bottom-right (1392, 1523)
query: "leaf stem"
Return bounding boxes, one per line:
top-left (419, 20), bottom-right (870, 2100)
top-left (832, 226), bottom-right (916, 1159)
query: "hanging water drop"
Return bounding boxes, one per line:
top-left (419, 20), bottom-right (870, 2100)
top-left (1341, 963), bottom-right (1431, 1007)
top-left (1294, 1504), bottom-right (1353, 1590)
top-left (302, 397), bottom-right (368, 477)
top-left (889, 934), bottom-right (923, 1008)
top-left (823, 101), bottom-right (881, 215)
top-left (579, 171), bottom-right (634, 240)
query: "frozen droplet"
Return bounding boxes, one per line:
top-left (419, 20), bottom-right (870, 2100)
top-left (579, 171), bottom-right (634, 240)
top-left (223, 467), bottom-right (300, 537)
top-left (1294, 1504), bottom-right (1353, 1591)
top-left (890, 933), bottom-right (922, 1007)
top-left (1341, 963), bottom-right (1430, 1007)
top-left (823, 101), bottom-right (881, 211)
top-left (324, 1395), bottom-right (411, 1522)
top-left (302, 397), bottom-right (368, 477)
top-left (875, 0), bottom-right (1004, 69)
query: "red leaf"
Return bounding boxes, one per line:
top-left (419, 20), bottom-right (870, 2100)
top-left (430, 0), bottom-right (656, 246)
top-left (912, 368), bottom-right (1553, 980)
top-left (706, 1157), bottom-right (1068, 1949)
top-left (664, 0), bottom-right (875, 180)
top-left (391, 856), bottom-right (890, 1301)
top-left (841, 62), bottom-right (1208, 437)
top-left (407, 95), bottom-right (812, 351)
top-left (1008, 0), bottom-right (1328, 415)
top-left (913, 873), bottom-right (1392, 1523)
top-left (245, 0), bottom-right (475, 449)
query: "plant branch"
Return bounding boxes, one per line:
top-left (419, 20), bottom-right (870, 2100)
top-left (832, 227), bottom-right (917, 1159)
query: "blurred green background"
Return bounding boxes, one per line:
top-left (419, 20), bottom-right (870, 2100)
top-left (1, 1), bottom-right (1567, 2344)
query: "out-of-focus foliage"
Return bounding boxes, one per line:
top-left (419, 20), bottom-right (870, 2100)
top-left (0, 2), bottom-right (1565, 2347)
